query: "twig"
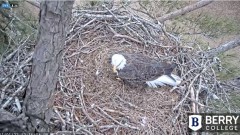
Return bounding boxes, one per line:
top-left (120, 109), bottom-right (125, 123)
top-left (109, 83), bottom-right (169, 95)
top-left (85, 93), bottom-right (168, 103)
top-left (53, 107), bottom-right (66, 127)
top-left (0, 81), bottom-right (11, 105)
top-left (78, 79), bottom-right (99, 128)
top-left (96, 106), bottom-right (140, 130)
top-left (190, 87), bottom-right (196, 113)
top-left (1, 82), bottom-right (28, 109)
top-left (173, 72), bottom-right (201, 111)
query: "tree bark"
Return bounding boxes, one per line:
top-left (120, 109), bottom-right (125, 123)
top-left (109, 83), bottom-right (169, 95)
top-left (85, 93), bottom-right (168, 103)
top-left (205, 38), bottom-right (240, 57)
top-left (24, 0), bottom-right (74, 132)
top-left (158, 0), bottom-right (213, 22)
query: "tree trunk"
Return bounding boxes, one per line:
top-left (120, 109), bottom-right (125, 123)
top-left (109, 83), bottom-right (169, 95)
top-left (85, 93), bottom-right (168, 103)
top-left (24, 0), bottom-right (74, 132)
top-left (205, 38), bottom-right (240, 57)
top-left (158, 0), bottom-right (213, 22)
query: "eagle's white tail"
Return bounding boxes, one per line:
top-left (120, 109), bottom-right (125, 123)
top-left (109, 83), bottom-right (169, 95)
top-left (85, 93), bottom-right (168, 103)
top-left (146, 74), bottom-right (181, 88)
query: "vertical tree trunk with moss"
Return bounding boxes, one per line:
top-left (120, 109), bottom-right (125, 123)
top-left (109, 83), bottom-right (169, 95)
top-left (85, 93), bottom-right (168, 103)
top-left (24, 0), bottom-right (74, 132)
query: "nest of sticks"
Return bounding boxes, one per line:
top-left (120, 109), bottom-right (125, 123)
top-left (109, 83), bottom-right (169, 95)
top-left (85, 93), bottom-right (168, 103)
top-left (52, 6), bottom-right (227, 134)
top-left (0, 4), bottom-right (234, 134)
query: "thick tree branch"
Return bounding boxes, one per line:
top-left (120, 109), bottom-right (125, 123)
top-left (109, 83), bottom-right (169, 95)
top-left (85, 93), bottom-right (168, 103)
top-left (205, 38), bottom-right (240, 57)
top-left (158, 0), bottom-right (213, 22)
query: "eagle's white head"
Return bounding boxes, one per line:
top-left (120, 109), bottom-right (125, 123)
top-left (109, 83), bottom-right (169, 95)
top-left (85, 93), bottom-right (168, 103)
top-left (111, 54), bottom-right (127, 72)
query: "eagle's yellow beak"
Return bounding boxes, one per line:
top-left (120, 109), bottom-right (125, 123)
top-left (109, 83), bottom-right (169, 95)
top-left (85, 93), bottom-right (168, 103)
top-left (113, 66), bottom-right (118, 73)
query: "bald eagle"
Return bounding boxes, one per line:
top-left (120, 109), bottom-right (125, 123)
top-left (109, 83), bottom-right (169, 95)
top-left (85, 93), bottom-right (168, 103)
top-left (111, 53), bottom-right (181, 88)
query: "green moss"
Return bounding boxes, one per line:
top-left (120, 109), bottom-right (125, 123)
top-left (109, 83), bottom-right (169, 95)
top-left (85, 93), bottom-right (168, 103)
top-left (217, 52), bottom-right (240, 80)
top-left (0, 0), bottom-right (38, 55)
top-left (89, 1), bottom-right (100, 7)
top-left (0, 43), bottom-right (7, 54)
top-left (139, 0), bottom-right (150, 7)
top-left (195, 15), bottom-right (240, 38)
top-left (229, 92), bottom-right (240, 109)
top-left (208, 91), bottom-right (240, 113)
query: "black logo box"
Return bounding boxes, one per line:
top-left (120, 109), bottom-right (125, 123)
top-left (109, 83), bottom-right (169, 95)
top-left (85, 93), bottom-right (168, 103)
top-left (188, 113), bottom-right (240, 132)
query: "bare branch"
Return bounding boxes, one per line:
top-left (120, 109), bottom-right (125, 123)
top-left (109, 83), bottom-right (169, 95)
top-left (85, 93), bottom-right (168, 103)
top-left (158, 0), bottom-right (213, 22)
top-left (205, 37), bottom-right (240, 57)
top-left (26, 0), bottom-right (40, 8)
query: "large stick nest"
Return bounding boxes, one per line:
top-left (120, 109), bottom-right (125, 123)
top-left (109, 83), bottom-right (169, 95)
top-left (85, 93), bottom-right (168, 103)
top-left (0, 4), bottom-right (236, 134)
top-left (52, 6), bottom-right (226, 134)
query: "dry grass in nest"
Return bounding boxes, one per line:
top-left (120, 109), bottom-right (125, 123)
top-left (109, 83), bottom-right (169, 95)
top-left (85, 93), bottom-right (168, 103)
top-left (55, 35), bottom-right (184, 134)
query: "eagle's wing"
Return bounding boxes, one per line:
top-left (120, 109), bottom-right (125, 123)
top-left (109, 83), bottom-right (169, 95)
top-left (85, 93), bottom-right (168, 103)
top-left (117, 54), bottom-right (176, 82)
top-left (122, 53), bottom-right (158, 64)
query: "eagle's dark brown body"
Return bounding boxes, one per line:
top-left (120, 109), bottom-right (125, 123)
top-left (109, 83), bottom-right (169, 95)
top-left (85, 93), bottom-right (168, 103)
top-left (116, 54), bottom-right (177, 85)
